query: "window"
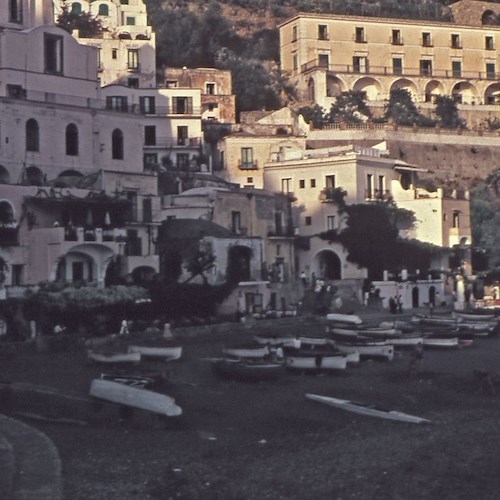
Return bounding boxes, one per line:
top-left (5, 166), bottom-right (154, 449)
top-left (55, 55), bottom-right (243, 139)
top-left (11, 265), bottom-right (23, 286)
top-left (9, 0), bottom-right (22, 23)
top-left (232, 211), bottom-right (241, 233)
top-left (143, 198), bottom-right (152, 223)
top-left (44, 34), bottom-right (63, 74)
top-left (452, 211), bottom-right (460, 228)
top-left (422, 32), bottom-right (432, 47)
top-left (71, 3), bottom-right (82, 15)
top-left (393, 58), bottom-right (403, 75)
top-left (144, 126), bottom-right (156, 146)
top-left (325, 175), bottom-right (336, 189)
top-left (281, 178), bottom-right (292, 193)
top-left (143, 153), bottom-right (158, 169)
top-left (305, 216), bottom-right (312, 226)
top-left (127, 49), bottom-right (139, 70)
top-left (72, 262), bottom-right (84, 282)
top-left (299, 179), bottom-right (305, 189)
top-left (485, 36), bottom-right (495, 50)
top-left (66, 123), bottom-right (79, 156)
top-left (293, 53), bottom-right (298, 71)
top-left (172, 97), bottom-right (193, 114)
top-left (318, 54), bottom-right (329, 68)
top-left (310, 179), bottom-right (316, 188)
top-left (26, 119), bottom-right (39, 152)
top-left (452, 61), bottom-right (462, 77)
top-left (247, 177), bottom-right (253, 184)
top-left (112, 129), bottom-right (124, 160)
top-left (327, 215), bottom-right (336, 230)
top-left (391, 29), bottom-right (402, 45)
top-left (98, 3), bottom-right (109, 16)
top-left (139, 96), bottom-right (155, 113)
top-left (241, 148), bottom-right (254, 169)
top-left (353, 56), bottom-right (369, 73)
top-left (486, 63), bottom-right (496, 79)
top-left (355, 27), bottom-right (365, 43)
top-left (126, 16), bottom-right (136, 25)
top-left (318, 25), bottom-right (328, 40)
top-left (451, 34), bottom-right (462, 49)
top-left (205, 83), bottom-right (215, 95)
top-left (176, 154), bottom-right (189, 169)
top-left (120, 0), bottom-right (129, 3)
top-left (166, 80), bottom-right (178, 88)
top-left (292, 25), bottom-right (297, 42)
top-left (112, 49), bottom-right (118, 59)
top-left (128, 78), bottom-right (139, 88)
top-left (106, 96), bottom-right (128, 111)
top-left (366, 173), bottom-right (373, 199)
top-left (420, 59), bottom-right (433, 76)
top-left (6, 84), bottom-right (26, 99)
top-left (177, 126), bottom-right (188, 145)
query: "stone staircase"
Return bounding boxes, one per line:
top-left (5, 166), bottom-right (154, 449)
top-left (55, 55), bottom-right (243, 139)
top-left (0, 414), bottom-right (62, 500)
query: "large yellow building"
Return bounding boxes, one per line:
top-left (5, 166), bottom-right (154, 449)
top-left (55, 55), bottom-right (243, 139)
top-left (279, 0), bottom-right (500, 108)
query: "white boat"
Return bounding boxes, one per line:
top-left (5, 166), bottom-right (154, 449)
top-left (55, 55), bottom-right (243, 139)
top-left (299, 337), bottom-right (334, 346)
top-left (88, 350), bottom-right (141, 364)
top-left (336, 342), bottom-right (394, 361)
top-left (89, 379), bottom-right (182, 417)
top-left (254, 334), bottom-right (295, 346)
top-left (422, 337), bottom-right (459, 348)
top-left (326, 313), bottom-right (363, 325)
top-left (330, 328), bottom-right (359, 339)
top-left (390, 336), bottom-right (424, 348)
top-left (412, 315), bottom-right (462, 326)
top-left (355, 328), bottom-right (401, 338)
top-left (305, 394), bottom-right (431, 424)
top-left (453, 311), bottom-right (496, 321)
top-left (128, 345), bottom-right (182, 360)
top-left (285, 353), bottom-right (347, 371)
top-left (222, 345), bottom-right (270, 359)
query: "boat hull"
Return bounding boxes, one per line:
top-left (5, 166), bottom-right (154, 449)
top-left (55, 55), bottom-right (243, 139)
top-left (285, 354), bottom-right (347, 371)
top-left (211, 359), bottom-right (284, 382)
top-left (88, 350), bottom-right (141, 364)
top-left (222, 346), bottom-right (270, 359)
top-left (128, 345), bottom-right (182, 360)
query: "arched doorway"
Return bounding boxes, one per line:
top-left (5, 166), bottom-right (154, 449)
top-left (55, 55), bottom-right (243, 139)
top-left (132, 266), bottom-right (157, 286)
top-left (485, 83), bottom-right (500, 105)
top-left (227, 246), bottom-right (252, 283)
top-left (315, 250), bottom-right (341, 280)
top-left (307, 78), bottom-right (315, 102)
top-left (0, 165), bottom-right (10, 184)
top-left (429, 286), bottom-right (436, 306)
top-left (25, 165), bottom-right (44, 186)
top-left (412, 287), bottom-right (419, 307)
top-left (390, 79), bottom-right (419, 100)
top-left (451, 82), bottom-right (479, 105)
top-left (352, 77), bottom-right (382, 101)
top-left (326, 75), bottom-right (345, 97)
top-left (424, 80), bottom-right (445, 102)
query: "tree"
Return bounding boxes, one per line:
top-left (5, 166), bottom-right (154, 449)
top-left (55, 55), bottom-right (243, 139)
top-left (434, 96), bottom-right (466, 129)
top-left (298, 104), bottom-right (326, 129)
top-left (56, 5), bottom-right (105, 38)
top-left (326, 91), bottom-right (372, 123)
top-left (385, 89), bottom-right (436, 127)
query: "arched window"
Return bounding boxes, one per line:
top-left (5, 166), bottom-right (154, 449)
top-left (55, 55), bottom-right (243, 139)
top-left (26, 119), bottom-right (39, 152)
top-left (0, 200), bottom-right (15, 225)
top-left (71, 2), bottom-right (82, 14)
top-left (66, 123), bottom-right (79, 156)
top-left (98, 4), bottom-right (109, 16)
top-left (112, 129), bottom-right (124, 160)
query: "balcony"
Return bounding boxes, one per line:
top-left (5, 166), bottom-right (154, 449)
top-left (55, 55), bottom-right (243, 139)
top-left (365, 189), bottom-right (392, 201)
top-left (0, 225), bottom-right (19, 245)
top-left (144, 136), bottom-right (203, 148)
top-left (238, 159), bottom-right (259, 170)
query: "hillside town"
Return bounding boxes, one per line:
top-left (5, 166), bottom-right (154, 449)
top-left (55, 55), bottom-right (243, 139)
top-left (0, 1), bottom-right (500, 498)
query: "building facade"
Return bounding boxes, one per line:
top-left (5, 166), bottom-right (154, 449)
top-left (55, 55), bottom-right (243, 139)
top-left (279, 0), bottom-right (500, 108)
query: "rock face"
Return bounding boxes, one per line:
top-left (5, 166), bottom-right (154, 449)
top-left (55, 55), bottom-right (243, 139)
top-left (450, 0), bottom-right (500, 26)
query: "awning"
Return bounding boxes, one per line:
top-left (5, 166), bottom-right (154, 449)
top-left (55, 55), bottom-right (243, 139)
top-left (393, 164), bottom-right (430, 173)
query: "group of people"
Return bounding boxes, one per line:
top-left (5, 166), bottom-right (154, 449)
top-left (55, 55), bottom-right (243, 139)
top-left (388, 296), bottom-right (403, 314)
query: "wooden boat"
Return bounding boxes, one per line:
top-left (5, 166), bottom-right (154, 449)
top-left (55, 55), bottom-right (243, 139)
top-left (89, 379), bottom-right (182, 417)
top-left (285, 352), bottom-right (347, 371)
top-left (100, 373), bottom-right (155, 389)
top-left (379, 321), bottom-right (415, 333)
top-left (289, 342), bottom-right (360, 365)
top-left (390, 335), bottom-right (424, 348)
top-left (330, 327), bottom-right (359, 339)
top-left (87, 350), bottom-right (141, 364)
top-left (355, 328), bottom-right (401, 338)
top-left (222, 345), bottom-right (270, 359)
top-left (128, 345), bottom-right (182, 361)
top-left (336, 341), bottom-right (394, 361)
top-left (299, 337), bottom-right (334, 346)
top-left (412, 315), bottom-right (462, 326)
top-left (254, 334), bottom-right (296, 346)
top-left (211, 358), bottom-right (284, 382)
top-left (422, 337), bottom-right (459, 348)
top-left (305, 394), bottom-right (431, 424)
top-left (453, 311), bottom-right (496, 321)
top-left (326, 313), bottom-right (362, 325)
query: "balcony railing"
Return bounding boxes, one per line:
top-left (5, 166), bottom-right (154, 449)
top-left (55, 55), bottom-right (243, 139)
top-left (365, 189), bottom-right (392, 201)
top-left (238, 159), bottom-right (259, 170)
top-left (300, 59), bottom-right (499, 80)
top-left (144, 136), bottom-right (203, 148)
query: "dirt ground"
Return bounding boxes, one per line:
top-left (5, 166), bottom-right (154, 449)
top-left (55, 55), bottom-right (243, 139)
top-left (3, 315), bottom-right (500, 500)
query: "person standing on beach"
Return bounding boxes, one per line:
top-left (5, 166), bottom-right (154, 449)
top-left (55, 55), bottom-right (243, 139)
top-left (408, 343), bottom-right (424, 378)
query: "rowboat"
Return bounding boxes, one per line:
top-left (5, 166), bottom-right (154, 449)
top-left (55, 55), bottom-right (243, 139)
top-left (211, 358), bottom-right (284, 382)
top-left (128, 345), bottom-right (182, 361)
top-left (453, 311), bottom-right (496, 321)
top-left (222, 345), bottom-right (270, 359)
top-left (305, 394), bottom-right (431, 424)
top-left (379, 321), bottom-right (415, 333)
top-left (330, 328), bottom-right (359, 339)
top-left (285, 353), bottom-right (347, 371)
top-left (254, 334), bottom-right (296, 346)
top-left (412, 315), bottom-right (462, 326)
top-left (87, 350), bottom-right (141, 364)
top-left (336, 341), bottom-right (394, 361)
top-left (355, 328), bottom-right (401, 338)
top-left (299, 337), bottom-right (334, 346)
top-left (422, 337), bottom-right (459, 348)
top-left (389, 335), bottom-right (424, 348)
top-left (100, 373), bottom-right (155, 389)
top-left (89, 379), bottom-right (182, 417)
top-left (326, 313), bottom-right (363, 325)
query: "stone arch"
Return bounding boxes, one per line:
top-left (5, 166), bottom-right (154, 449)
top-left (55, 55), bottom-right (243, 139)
top-left (0, 165), bottom-right (10, 184)
top-left (451, 82), bottom-right (479, 105)
top-left (97, 3), bottom-right (109, 16)
top-left (307, 77), bottom-right (315, 102)
top-left (118, 32), bottom-right (132, 40)
top-left (314, 249), bottom-right (342, 280)
top-left (25, 165), bottom-right (44, 186)
top-left (481, 10), bottom-right (499, 25)
top-left (326, 75), bottom-right (346, 97)
top-left (390, 78), bottom-right (419, 100)
top-left (412, 286), bottom-right (419, 307)
top-left (131, 266), bottom-right (157, 285)
top-left (0, 200), bottom-right (15, 224)
top-left (227, 245), bottom-right (252, 283)
top-left (424, 80), bottom-right (445, 102)
top-left (352, 77), bottom-right (382, 101)
top-left (429, 286), bottom-right (436, 306)
top-left (58, 170), bottom-right (83, 178)
top-left (71, 2), bottom-right (82, 15)
top-left (485, 83), bottom-right (500, 105)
